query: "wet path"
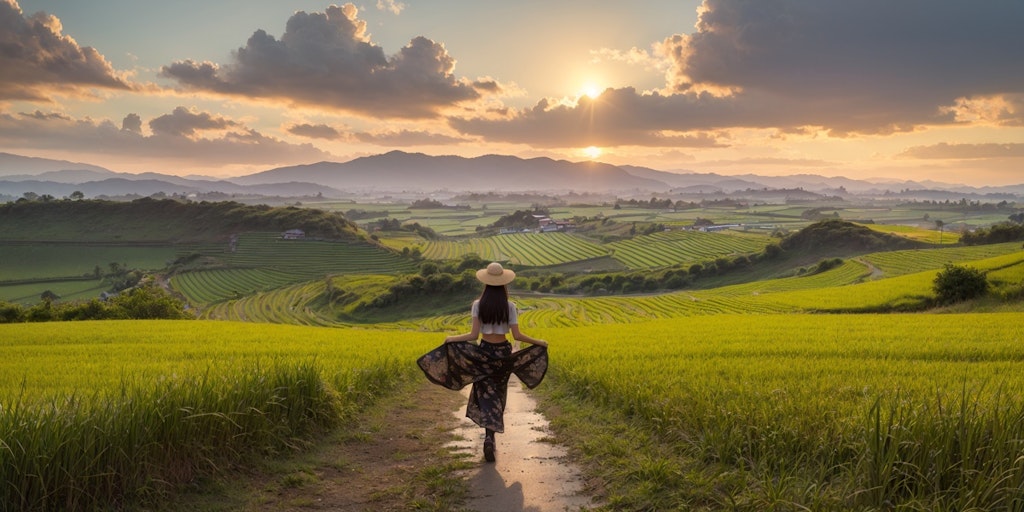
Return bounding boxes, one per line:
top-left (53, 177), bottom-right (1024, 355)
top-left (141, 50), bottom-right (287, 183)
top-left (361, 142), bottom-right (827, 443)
top-left (447, 376), bottom-right (596, 512)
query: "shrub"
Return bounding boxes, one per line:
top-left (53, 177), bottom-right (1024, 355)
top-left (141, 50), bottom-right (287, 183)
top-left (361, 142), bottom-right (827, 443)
top-left (933, 264), bottom-right (988, 305)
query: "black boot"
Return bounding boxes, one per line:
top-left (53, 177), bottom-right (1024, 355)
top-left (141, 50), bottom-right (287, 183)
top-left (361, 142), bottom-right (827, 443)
top-left (483, 429), bottom-right (496, 462)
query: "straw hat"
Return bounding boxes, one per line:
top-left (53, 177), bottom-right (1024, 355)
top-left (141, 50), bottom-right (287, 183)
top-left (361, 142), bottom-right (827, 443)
top-left (476, 262), bottom-right (515, 286)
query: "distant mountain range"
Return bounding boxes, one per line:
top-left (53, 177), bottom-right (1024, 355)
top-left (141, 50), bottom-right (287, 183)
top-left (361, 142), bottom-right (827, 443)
top-left (2, 150), bottom-right (1023, 201)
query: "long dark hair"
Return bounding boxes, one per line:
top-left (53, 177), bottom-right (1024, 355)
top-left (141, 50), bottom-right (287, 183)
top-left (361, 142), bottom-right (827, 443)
top-left (477, 284), bottom-right (509, 324)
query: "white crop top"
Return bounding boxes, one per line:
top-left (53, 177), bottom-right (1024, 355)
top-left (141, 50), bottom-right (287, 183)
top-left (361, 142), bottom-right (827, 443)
top-left (471, 300), bottom-right (518, 335)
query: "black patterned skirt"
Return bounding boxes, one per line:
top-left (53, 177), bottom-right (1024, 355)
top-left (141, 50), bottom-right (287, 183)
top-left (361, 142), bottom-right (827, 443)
top-left (417, 341), bottom-right (548, 433)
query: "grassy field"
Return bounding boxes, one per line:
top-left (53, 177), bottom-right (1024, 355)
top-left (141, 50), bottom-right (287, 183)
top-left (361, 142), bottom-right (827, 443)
top-left (0, 321), bottom-right (440, 510)
top-left (4, 199), bottom-right (1024, 510)
top-left (537, 313), bottom-right (1024, 510)
top-left (0, 242), bottom-right (180, 304)
top-left (863, 223), bottom-right (960, 244)
top-left (5, 308), bottom-right (1024, 510)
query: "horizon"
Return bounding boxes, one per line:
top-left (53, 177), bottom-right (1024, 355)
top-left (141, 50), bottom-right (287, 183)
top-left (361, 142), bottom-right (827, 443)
top-left (1, 1), bottom-right (1023, 186)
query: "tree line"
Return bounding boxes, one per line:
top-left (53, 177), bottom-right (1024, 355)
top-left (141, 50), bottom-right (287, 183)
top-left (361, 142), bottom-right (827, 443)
top-left (0, 283), bottom-right (191, 323)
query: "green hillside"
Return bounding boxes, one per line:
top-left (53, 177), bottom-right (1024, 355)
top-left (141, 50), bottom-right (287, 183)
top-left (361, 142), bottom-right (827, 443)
top-left (0, 198), bottom-right (361, 242)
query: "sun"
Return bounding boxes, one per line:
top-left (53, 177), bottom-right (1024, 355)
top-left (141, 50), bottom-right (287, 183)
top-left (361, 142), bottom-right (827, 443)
top-left (581, 83), bottom-right (602, 99)
top-left (582, 146), bottom-right (602, 159)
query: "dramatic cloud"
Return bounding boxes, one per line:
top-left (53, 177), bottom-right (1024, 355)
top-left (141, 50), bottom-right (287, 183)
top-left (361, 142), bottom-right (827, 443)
top-left (456, 0), bottom-right (1024, 147)
top-left (160, 3), bottom-right (487, 119)
top-left (0, 0), bottom-right (132, 102)
top-left (453, 87), bottom-right (734, 148)
top-left (0, 108), bottom-right (330, 168)
top-left (665, 0), bottom-right (1024, 130)
top-left (898, 143), bottom-right (1024, 160)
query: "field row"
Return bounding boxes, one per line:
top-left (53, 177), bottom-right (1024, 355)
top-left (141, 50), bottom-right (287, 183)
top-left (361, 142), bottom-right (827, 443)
top-left (420, 230), bottom-right (769, 269)
top-left (421, 232), bottom-right (607, 266)
top-left (171, 233), bottom-right (417, 304)
top-left (607, 230), bottom-right (771, 268)
top-left (201, 280), bottom-right (338, 326)
top-left (170, 267), bottom-right (304, 304)
top-left (862, 241), bottom-right (1022, 276)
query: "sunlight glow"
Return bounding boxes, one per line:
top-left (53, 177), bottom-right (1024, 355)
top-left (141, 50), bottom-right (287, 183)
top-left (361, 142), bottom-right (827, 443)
top-left (581, 84), bottom-right (602, 99)
top-left (583, 146), bottom-right (602, 159)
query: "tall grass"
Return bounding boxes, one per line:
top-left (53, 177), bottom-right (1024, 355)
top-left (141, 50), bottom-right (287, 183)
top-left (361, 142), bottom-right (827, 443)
top-left (0, 321), bottom-right (437, 511)
top-left (0, 360), bottom-right (335, 509)
top-left (535, 313), bottom-right (1024, 509)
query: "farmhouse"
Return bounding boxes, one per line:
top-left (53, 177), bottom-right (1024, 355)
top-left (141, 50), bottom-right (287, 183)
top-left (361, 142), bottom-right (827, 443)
top-left (535, 215), bottom-right (576, 232)
top-left (282, 229), bottom-right (306, 240)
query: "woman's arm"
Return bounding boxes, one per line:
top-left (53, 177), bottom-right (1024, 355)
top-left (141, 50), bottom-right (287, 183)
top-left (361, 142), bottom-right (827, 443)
top-left (445, 317), bottom-right (481, 343)
top-left (509, 324), bottom-right (547, 347)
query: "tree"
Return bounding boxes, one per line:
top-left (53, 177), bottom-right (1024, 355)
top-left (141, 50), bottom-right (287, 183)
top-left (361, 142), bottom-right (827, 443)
top-left (69, 190), bottom-right (85, 201)
top-left (935, 219), bottom-right (945, 244)
top-left (933, 264), bottom-right (988, 305)
top-left (40, 290), bottom-right (60, 302)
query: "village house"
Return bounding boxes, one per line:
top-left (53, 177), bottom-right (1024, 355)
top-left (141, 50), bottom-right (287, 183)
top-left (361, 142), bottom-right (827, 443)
top-left (281, 229), bottom-right (306, 240)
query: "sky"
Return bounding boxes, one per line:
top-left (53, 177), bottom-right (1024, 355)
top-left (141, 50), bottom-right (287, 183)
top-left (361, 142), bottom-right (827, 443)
top-left (1, 0), bottom-right (1023, 186)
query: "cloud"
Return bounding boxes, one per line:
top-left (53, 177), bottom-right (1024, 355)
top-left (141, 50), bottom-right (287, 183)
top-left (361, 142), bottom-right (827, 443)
top-left (455, 0), bottom-right (1024, 147)
top-left (590, 46), bottom-right (667, 73)
top-left (898, 142), bottom-right (1024, 160)
top-left (664, 0), bottom-right (1024, 131)
top-left (161, 3), bottom-right (486, 119)
top-left (0, 0), bottom-right (132, 102)
top-left (0, 107), bottom-right (330, 168)
top-left (149, 107), bottom-right (238, 137)
top-left (452, 87), bottom-right (738, 147)
top-left (286, 123), bottom-right (342, 140)
top-left (121, 113), bottom-right (142, 133)
top-left (376, 0), bottom-right (405, 15)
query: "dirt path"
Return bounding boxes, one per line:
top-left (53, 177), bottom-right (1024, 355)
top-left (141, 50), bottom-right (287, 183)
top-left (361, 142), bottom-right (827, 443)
top-left (450, 376), bottom-right (596, 512)
top-left (174, 378), bottom-right (596, 511)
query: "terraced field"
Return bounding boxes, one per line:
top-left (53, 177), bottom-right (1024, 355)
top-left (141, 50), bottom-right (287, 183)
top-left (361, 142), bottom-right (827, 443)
top-left (607, 229), bottom-right (771, 268)
top-left (861, 241), bottom-right (1022, 276)
top-left (863, 223), bottom-right (960, 244)
top-left (421, 232), bottom-right (607, 266)
top-left (170, 233), bottom-right (416, 304)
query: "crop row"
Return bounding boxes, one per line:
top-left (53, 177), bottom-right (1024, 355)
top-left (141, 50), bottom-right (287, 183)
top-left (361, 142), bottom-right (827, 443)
top-left (202, 281), bottom-right (338, 326)
top-left (862, 241), bottom-right (1022, 277)
top-left (194, 250), bottom-right (1018, 331)
top-left (421, 232), bottom-right (607, 266)
top-left (607, 230), bottom-right (770, 268)
top-left (170, 267), bottom-right (302, 304)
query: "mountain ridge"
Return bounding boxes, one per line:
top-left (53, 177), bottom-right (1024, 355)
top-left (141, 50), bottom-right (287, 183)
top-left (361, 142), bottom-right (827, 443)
top-left (2, 150), bottom-right (1023, 199)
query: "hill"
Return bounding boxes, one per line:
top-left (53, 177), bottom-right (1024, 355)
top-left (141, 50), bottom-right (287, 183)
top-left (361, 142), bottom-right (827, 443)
top-left (231, 150), bottom-right (667, 193)
top-left (778, 219), bottom-right (925, 255)
top-left (5, 151), bottom-right (1024, 199)
top-left (0, 198), bottom-right (362, 242)
top-left (0, 152), bottom-right (114, 176)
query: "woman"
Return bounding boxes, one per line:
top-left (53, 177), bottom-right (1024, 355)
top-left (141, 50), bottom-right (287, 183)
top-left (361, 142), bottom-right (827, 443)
top-left (417, 262), bottom-right (548, 462)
